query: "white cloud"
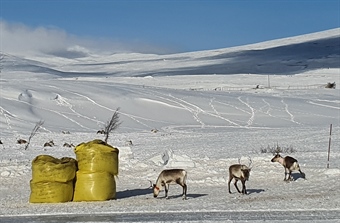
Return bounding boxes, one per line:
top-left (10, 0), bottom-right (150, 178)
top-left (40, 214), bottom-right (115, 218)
top-left (1, 20), bottom-right (76, 56)
top-left (0, 20), bottom-right (176, 58)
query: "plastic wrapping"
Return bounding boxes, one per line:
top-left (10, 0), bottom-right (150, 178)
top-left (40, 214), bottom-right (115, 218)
top-left (29, 180), bottom-right (74, 203)
top-left (73, 171), bottom-right (116, 201)
top-left (31, 155), bottom-right (77, 183)
top-left (74, 139), bottom-right (119, 176)
top-left (29, 139), bottom-right (119, 203)
top-left (29, 155), bottom-right (77, 203)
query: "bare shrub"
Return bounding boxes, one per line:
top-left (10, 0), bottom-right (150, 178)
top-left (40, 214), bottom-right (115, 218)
top-left (260, 143), bottom-right (296, 154)
top-left (24, 120), bottom-right (44, 150)
top-left (103, 108), bottom-right (121, 143)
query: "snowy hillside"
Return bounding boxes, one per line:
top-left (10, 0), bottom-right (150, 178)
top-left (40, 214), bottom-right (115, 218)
top-left (0, 29), bottom-right (340, 222)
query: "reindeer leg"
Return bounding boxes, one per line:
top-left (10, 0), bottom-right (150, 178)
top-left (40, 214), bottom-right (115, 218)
top-left (228, 177), bottom-right (233, 194)
top-left (234, 179), bottom-right (241, 193)
top-left (289, 170), bottom-right (294, 181)
top-left (176, 179), bottom-right (187, 200)
top-left (164, 183), bottom-right (169, 199)
top-left (241, 180), bottom-right (247, 195)
top-left (284, 168), bottom-right (289, 181)
top-left (182, 184), bottom-right (187, 200)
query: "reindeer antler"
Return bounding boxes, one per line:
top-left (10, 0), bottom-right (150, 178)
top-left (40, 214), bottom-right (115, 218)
top-left (247, 156), bottom-right (253, 169)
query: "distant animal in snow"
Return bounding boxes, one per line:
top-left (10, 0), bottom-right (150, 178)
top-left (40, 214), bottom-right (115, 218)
top-left (125, 140), bottom-right (133, 146)
top-left (63, 143), bottom-right (74, 148)
top-left (17, 139), bottom-right (27, 144)
top-left (325, 82), bottom-right (336, 89)
top-left (271, 153), bottom-right (306, 181)
top-left (43, 140), bottom-right (55, 147)
top-left (151, 129), bottom-right (158, 133)
top-left (97, 130), bottom-right (106, 134)
top-left (152, 169), bottom-right (187, 200)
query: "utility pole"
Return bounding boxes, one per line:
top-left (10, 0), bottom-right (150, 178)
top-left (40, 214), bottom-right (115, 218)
top-left (267, 75), bottom-right (270, 88)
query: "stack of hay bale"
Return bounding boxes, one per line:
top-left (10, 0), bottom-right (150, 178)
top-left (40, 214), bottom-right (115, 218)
top-left (73, 139), bottom-right (119, 201)
top-left (29, 155), bottom-right (77, 203)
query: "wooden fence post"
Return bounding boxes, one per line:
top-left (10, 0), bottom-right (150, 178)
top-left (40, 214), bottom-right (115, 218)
top-left (327, 124), bottom-right (332, 168)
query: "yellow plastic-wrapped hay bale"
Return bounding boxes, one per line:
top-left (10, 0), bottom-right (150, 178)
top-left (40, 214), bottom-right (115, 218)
top-left (31, 155), bottom-right (77, 183)
top-left (73, 171), bottom-right (116, 201)
top-left (30, 155), bottom-right (77, 203)
top-left (29, 180), bottom-right (74, 203)
top-left (74, 139), bottom-right (119, 176)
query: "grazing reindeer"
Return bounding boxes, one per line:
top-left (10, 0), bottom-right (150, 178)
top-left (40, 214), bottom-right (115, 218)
top-left (43, 140), bottom-right (55, 147)
top-left (271, 153), bottom-right (305, 181)
top-left (153, 169), bottom-right (187, 200)
top-left (97, 130), bottom-right (106, 134)
top-left (228, 158), bottom-right (252, 195)
top-left (63, 142), bottom-right (75, 148)
top-left (17, 139), bottom-right (27, 144)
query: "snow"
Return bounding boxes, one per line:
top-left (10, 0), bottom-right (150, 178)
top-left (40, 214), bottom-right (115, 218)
top-left (0, 28), bottom-right (340, 222)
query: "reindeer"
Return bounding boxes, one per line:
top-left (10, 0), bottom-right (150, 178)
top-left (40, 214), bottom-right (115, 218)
top-left (228, 158), bottom-right (252, 195)
top-left (63, 142), bottom-right (75, 148)
top-left (125, 140), bottom-right (133, 146)
top-left (271, 153), bottom-right (305, 181)
top-left (43, 140), bottom-right (55, 147)
top-left (153, 169), bottom-right (187, 200)
top-left (17, 139), bottom-right (27, 144)
top-left (97, 130), bottom-right (106, 134)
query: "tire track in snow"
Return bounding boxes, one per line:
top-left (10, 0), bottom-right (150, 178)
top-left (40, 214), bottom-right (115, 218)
top-left (281, 98), bottom-right (301, 125)
top-left (214, 100), bottom-right (251, 115)
top-left (0, 98), bottom-right (46, 130)
top-left (116, 85), bottom-right (207, 127)
top-left (308, 101), bottom-right (340, 110)
top-left (209, 98), bottom-right (241, 127)
top-left (1, 96), bottom-right (90, 132)
top-left (167, 94), bottom-right (205, 127)
top-left (2, 84), bottom-right (100, 131)
top-left (6, 96), bottom-right (92, 131)
top-left (238, 96), bottom-right (255, 126)
top-left (47, 85), bottom-right (155, 129)
top-left (259, 99), bottom-right (273, 116)
top-left (52, 93), bottom-right (103, 126)
top-left (93, 83), bottom-right (202, 129)
top-left (0, 106), bottom-right (16, 131)
top-left (165, 93), bottom-right (243, 128)
top-left (128, 87), bottom-right (245, 128)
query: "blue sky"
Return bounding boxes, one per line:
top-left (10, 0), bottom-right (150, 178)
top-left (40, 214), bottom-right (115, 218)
top-left (1, 0), bottom-right (339, 54)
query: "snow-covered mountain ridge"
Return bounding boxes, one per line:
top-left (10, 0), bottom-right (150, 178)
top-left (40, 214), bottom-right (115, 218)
top-left (1, 28), bottom-right (339, 77)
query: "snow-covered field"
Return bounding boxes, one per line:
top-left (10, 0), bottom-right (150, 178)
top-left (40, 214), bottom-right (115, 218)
top-left (0, 29), bottom-right (340, 222)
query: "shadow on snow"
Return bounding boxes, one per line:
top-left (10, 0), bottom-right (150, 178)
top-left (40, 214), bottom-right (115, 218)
top-left (116, 188), bottom-right (207, 200)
